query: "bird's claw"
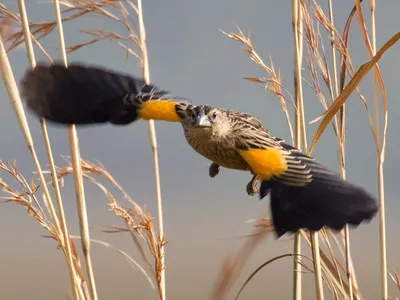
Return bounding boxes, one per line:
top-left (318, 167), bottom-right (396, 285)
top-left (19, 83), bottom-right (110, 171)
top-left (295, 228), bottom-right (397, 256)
top-left (246, 175), bottom-right (259, 196)
top-left (209, 163), bottom-right (220, 178)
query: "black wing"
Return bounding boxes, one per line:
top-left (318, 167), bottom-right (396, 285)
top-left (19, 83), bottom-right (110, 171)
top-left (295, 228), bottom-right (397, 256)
top-left (260, 141), bottom-right (378, 237)
top-left (232, 115), bottom-right (378, 237)
top-left (20, 62), bottom-right (169, 125)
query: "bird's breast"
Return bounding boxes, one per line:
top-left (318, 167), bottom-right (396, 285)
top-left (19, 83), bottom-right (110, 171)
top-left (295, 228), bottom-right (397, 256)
top-left (184, 129), bottom-right (250, 171)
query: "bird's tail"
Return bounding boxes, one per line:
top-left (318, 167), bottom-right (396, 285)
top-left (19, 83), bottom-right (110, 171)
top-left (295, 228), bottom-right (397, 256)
top-left (20, 62), bottom-right (181, 125)
top-left (259, 159), bottom-right (378, 237)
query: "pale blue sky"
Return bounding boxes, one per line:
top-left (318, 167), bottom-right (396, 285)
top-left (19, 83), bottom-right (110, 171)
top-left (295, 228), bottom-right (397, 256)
top-left (0, 0), bottom-right (399, 299)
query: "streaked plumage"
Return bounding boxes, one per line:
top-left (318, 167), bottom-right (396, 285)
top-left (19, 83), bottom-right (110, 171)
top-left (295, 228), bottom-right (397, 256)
top-left (19, 62), bottom-right (378, 237)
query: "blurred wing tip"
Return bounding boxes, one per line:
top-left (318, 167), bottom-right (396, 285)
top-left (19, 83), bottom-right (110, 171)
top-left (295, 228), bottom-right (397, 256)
top-left (261, 175), bottom-right (379, 238)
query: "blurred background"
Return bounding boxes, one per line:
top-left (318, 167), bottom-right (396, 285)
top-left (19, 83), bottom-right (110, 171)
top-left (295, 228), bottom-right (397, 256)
top-left (0, 0), bottom-right (399, 299)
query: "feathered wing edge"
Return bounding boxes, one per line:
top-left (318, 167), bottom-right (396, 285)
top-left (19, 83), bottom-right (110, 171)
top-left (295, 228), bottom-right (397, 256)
top-left (19, 62), bottom-right (185, 125)
top-left (259, 145), bottom-right (378, 237)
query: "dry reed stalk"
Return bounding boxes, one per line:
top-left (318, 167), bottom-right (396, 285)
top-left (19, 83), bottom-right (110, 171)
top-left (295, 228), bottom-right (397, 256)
top-left (16, 1), bottom-right (82, 299)
top-left (325, 1), bottom-right (353, 298)
top-left (51, 157), bottom-right (167, 299)
top-left (136, 0), bottom-right (166, 298)
top-left (310, 232), bottom-right (324, 300)
top-left (368, 0), bottom-right (388, 298)
top-left (51, 1), bottom-right (98, 299)
top-left (0, 33), bottom-right (62, 244)
top-left (292, 0), bottom-right (311, 299)
top-left (294, 2), bottom-right (323, 298)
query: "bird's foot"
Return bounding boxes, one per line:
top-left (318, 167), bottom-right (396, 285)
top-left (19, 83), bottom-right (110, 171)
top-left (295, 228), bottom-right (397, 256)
top-left (209, 163), bottom-right (220, 178)
top-left (246, 175), bottom-right (260, 196)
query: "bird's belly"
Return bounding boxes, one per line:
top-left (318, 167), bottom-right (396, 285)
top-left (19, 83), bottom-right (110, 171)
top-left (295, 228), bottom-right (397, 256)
top-left (211, 155), bottom-right (250, 171)
top-left (186, 136), bottom-right (250, 171)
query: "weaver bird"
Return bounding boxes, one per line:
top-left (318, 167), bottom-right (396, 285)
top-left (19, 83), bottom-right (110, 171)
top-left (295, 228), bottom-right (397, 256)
top-left (20, 62), bottom-right (378, 237)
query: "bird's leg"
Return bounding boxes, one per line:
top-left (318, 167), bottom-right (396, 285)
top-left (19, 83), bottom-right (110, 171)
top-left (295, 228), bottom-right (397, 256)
top-left (209, 162), bottom-right (220, 178)
top-left (246, 174), bottom-right (260, 196)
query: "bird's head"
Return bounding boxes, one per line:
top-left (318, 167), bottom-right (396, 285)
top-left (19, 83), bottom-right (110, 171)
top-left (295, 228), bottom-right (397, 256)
top-left (177, 104), bottom-right (231, 138)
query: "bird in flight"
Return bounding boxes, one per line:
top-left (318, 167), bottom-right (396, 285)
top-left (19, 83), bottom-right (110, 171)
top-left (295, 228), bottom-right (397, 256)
top-left (19, 62), bottom-right (378, 237)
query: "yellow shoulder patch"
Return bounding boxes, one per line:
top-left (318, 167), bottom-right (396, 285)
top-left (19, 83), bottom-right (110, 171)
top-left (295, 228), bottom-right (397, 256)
top-left (238, 148), bottom-right (287, 180)
top-left (137, 100), bottom-right (182, 122)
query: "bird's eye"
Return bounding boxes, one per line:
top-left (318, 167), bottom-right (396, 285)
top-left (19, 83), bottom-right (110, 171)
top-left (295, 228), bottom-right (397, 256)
top-left (211, 111), bottom-right (217, 121)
